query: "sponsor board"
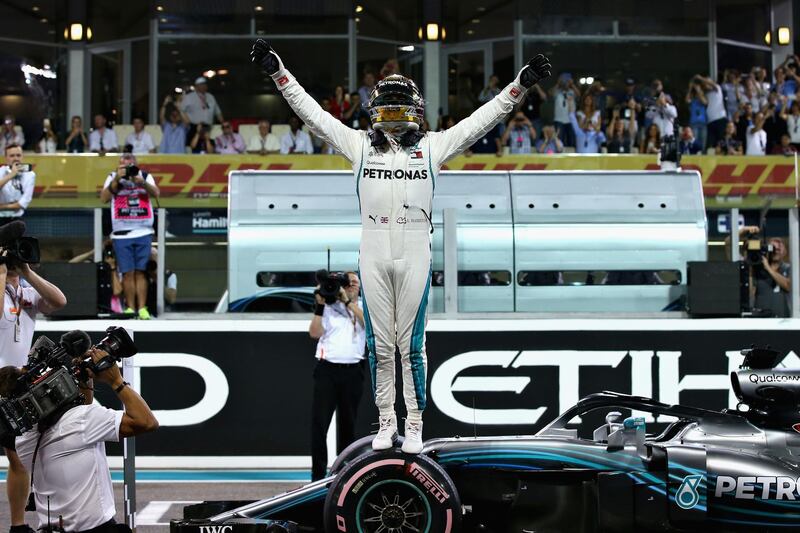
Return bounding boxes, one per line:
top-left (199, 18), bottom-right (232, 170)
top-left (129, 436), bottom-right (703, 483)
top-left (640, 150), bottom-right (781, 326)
top-left (28, 318), bottom-right (799, 463)
top-left (21, 154), bottom-right (800, 209)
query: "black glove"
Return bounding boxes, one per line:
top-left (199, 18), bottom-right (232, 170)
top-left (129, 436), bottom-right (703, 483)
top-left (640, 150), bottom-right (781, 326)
top-left (250, 39), bottom-right (280, 76)
top-left (519, 54), bottom-right (552, 88)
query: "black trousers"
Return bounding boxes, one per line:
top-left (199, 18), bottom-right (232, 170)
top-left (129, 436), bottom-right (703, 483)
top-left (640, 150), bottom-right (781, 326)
top-left (311, 359), bottom-right (364, 481)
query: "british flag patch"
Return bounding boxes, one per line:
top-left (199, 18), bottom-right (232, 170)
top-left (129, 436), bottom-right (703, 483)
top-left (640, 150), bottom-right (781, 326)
top-left (411, 150), bottom-right (423, 159)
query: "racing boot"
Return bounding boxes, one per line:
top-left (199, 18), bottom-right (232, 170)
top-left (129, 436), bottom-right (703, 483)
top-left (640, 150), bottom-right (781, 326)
top-left (401, 418), bottom-right (423, 454)
top-left (372, 413), bottom-right (398, 450)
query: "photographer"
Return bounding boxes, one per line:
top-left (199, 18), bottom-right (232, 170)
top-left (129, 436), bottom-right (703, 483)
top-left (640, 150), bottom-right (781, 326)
top-left (308, 272), bottom-right (365, 481)
top-left (501, 111), bottom-right (537, 154)
top-left (645, 92), bottom-right (677, 138)
top-left (100, 153), bottom-right (160, 320)
top-left (0, 144), bottom-right (35, 222)
top-left (752, 236), bottom-right (792, 317)
top-left (6, 347), bottom-right (158, 532)
top-left (0, 251), bottom-right (66, 531)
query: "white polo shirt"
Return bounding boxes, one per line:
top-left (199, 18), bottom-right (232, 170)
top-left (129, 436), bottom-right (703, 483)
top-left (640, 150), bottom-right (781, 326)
top-left (88, 128), bottom-right (119, 152)
top-left (16, 404), bottom-right (123, 532)
top-left (746, 128), bottom-right (767, 156)
top-left (125, 130), bottom-right (155, 154)
top-left (0, 285), bottom-right (40, 368)
top-left (315, 300), bottom-right (366, 364)
top-left (0, 166), bottom-right (35, 217)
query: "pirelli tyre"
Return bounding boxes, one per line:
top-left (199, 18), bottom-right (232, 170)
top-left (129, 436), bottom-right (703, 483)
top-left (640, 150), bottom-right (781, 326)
top-left (323, 449), bottom-right (461, 533)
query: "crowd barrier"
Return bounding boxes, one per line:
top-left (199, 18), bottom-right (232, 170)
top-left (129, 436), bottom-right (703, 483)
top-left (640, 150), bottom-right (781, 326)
top-left (21, 154), bottom-right (800, 209)
top-left (20, 318), bottom-right (798, 468)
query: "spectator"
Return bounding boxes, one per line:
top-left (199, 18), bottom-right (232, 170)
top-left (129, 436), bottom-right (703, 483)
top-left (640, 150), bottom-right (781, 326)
top-left (716, 121), bottom-right (743, 155)
top-left (521, 84), bottom-right (547, 134)
top-left (159, 95), bottom-right (190, 154)
top-left (329, 86), bottom-right (350, 121)
top-left (550, 72), bottom-right (579, 147)
top-left (479, 75), bottom-right (501, 103)
top-left (379, 59), bottom-right (399, 79)
top-left (125, 116), bottom-right (155, 154)
top-left (215, 121), bottom-right (246, 154)
top-left (438, 115), bottom-right (456, 131)
top-left (576, 93), bottom-right (600, 130)
top-left (247, 119), bottom-right (281, 154)
top-left (0, 115), bottom-right (24, 152)
top-left (764, 93), bottom-right (788, 152)
top-left (752, 237), bottom-right (791, 317)
top-left (695, 75), bottom-right (727, 149)
top-left (780, 100), bottom-right (800, 146)
top-left (358, 72), bottom-right (376, 109)
top-left (469, 123), bottom-right (504, 156)
top-left (89, 114), bottom-right (119, 154)
top-left (501, 112), bottom-right (536, 154)
top-left (620, 78), bottom-right (643, 122)
top-left (685, 77), bottom-right (708, 151)
top-left (745, 112), bottom-right (767, 155)
top-left (586, 79), bottom-right (609, 123)
top-left (569, 105), bottom-right (606, 154)
top-left (735, 102), bottom-right (754, 143)
top-left (342, 92), bottom-right (370, 129)
top-left (640, 124), bottom-right (661, 154)
top-left (357, 115), bottom-right (372, 132)
top-left (534, 124), bottom-right (564, 154)
top-left (189, 123), bottom-right (215, 154)
top-left (678, 126), bottom-right (702, 155)
top-left (100, 153), bottom-right (160, 319)
top-left (752, 66), bottom-right (771, 95)
top-left (742, 76), bottom-right (765, 112)
top-left (775, 55), bottom-right (800, 100)
top-left (645, 92), bottom-right (677, 138)
top-left (605, 108), bottom-right (637, 153)
top-left (721, 69), bottom-right (745, 120)
top-left (771, 133), bottom-right (798, 156)
top-left (36, 118), bottom-right (57, 154)
top-left (280, 115), bottom-right (313, 154)
top-left (0, 144), bottom-right (35, 221)
top-left (180, 76), bottom-right (224, 128)
top-left (65, 116), bottom-right (88, 153)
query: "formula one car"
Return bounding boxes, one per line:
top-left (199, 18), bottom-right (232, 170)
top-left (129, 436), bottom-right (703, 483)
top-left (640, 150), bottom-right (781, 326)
top-left (171, 347), bottom-right (800, 532)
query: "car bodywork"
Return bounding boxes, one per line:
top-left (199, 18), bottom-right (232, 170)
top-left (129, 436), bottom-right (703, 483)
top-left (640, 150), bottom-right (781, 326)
top-left (171, 350), bottom-right (800, 532)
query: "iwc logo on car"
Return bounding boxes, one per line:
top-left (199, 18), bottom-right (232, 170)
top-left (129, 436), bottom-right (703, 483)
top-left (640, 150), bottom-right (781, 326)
top-left (676, 474), bottom-right (703, 510)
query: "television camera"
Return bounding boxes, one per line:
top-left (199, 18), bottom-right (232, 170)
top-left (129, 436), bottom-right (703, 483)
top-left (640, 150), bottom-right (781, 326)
top-left (0, 326), bottom-right (136, 444)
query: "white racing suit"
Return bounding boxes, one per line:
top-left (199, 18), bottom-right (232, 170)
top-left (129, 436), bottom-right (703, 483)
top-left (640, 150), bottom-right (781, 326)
top-left (273, 69), bottom-right (527, 418)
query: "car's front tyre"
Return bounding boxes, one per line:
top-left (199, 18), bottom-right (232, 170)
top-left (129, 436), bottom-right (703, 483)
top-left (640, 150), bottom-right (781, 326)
top-left (323, 449), bottom-right (461, 533)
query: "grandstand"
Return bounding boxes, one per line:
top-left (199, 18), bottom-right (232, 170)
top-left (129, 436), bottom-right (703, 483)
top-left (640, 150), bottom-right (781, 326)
top-left (0, 1), bottom-right (798, 531)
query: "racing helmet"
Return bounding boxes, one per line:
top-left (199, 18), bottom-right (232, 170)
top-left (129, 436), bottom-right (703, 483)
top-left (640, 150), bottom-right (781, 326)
top-left (367, 75), bottom-right (425, 132)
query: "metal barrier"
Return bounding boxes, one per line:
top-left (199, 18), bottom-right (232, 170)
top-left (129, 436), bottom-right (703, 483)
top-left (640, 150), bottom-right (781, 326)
top-left (228, 170), bottom-right (707, 313)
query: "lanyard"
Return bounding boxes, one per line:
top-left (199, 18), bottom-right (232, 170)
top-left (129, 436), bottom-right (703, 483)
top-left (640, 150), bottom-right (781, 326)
top-left (6, 284), bottom-right (21, 342)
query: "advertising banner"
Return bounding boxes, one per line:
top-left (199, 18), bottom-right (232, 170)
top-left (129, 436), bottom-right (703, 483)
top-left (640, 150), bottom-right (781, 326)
top-left (23, 154), bottom-right (799, 209)
top-left (32, 319), bottom-right (800, 466)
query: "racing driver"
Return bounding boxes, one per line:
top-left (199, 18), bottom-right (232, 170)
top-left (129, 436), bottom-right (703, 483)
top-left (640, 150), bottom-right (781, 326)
top-left (251, 39), bottom-right (551, 454)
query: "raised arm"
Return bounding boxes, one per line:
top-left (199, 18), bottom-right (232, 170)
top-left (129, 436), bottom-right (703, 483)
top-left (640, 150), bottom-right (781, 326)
top-left (251, 40), bottom-right (363, 163)
top-left (430, 54), bottom-right (551, 166)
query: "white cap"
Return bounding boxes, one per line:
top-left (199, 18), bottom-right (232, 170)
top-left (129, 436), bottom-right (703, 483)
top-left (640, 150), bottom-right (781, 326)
top-left (194, 76), bottom-right (208, 85)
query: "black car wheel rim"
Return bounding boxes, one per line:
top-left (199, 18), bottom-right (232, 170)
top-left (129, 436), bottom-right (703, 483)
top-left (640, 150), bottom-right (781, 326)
top-left (356, 479), bottom-right (431, 533)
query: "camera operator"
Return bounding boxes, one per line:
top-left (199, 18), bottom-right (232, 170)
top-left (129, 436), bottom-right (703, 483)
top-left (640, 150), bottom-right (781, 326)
top-left (100, 153), bottom-right (160, 320)
top-left (2, 347), bottom-right (158, 532)
top-left (0, 254), bottom-right (66, 532)
top-left (752, 235), bottom-right (792, 317)
top-left (0, 144), bottom-right (35, 222)
top-left (308, 272), bottom-right (365, 481)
